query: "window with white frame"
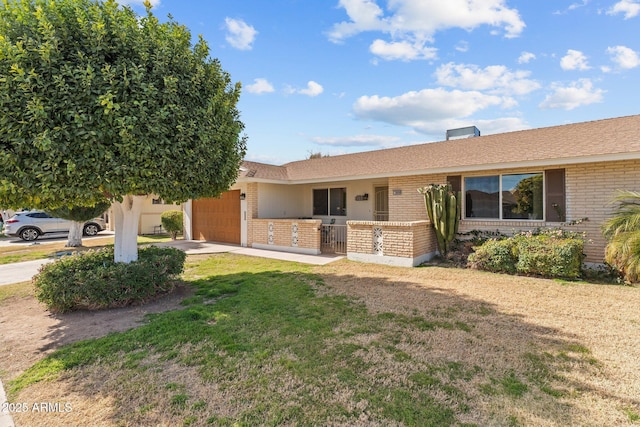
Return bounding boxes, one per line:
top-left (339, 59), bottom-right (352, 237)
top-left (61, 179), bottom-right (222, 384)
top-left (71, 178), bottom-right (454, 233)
top-left (313, 188), bottom-right (347, 216)
top-left (464, 173), bottom-right (544, 220)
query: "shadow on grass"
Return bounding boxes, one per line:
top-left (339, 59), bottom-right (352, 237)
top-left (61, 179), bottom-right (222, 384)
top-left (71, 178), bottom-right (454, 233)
top-left (7, 263), bottom-right (639, 426)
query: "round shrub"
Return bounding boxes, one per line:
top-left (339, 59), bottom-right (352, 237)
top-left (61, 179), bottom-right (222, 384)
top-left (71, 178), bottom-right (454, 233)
top-left (161, 210), bottom-right (184, 240)
top-left (33, 246), bottom-right (187, 313)
top-left (467, 239), bottom-right (518, 274)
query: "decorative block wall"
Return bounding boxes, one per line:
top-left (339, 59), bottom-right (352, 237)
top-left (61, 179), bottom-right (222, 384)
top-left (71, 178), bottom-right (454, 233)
top-left (251, 218), bottom-right (321, 254)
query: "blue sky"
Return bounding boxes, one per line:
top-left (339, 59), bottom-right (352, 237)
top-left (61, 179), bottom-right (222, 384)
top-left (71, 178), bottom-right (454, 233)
top-left (119, 0), bottom-right (640, 165)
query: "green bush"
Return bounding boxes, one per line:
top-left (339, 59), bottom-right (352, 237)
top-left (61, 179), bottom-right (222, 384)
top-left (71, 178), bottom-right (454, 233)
top-left (34, 246), bottom-right (187, 313)
top-left (468, 229), bottom-right (585, 279)
top-left (161, 210), bottom-right (184, 240)
top-left (514, 235), bottom-right (584, 278)
top-left (467, 239), bottom-right (518, 274)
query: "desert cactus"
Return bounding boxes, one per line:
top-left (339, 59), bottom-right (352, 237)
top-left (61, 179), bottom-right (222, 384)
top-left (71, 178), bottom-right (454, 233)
top-left (418, 184), bottom-right (461, 256)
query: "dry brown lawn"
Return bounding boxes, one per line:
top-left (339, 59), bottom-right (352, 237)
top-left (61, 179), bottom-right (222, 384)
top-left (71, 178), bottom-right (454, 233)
top-left (319, 262), bottom-right (640, 426)
top-left (1, 256), bottom-right (639, 426)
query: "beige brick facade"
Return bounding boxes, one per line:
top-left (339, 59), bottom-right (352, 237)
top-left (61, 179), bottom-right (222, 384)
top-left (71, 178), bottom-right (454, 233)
top-left (388, 174), bottom-right (445, 222)
top-left (246, 182), bottom-right (258, 247)
top-left (384, 160), bottom-right (640, 264)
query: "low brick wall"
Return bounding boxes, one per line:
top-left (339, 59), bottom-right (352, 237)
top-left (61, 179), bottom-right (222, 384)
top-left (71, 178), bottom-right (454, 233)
top-left (251, 218), bottom-right (322, 255)
top-left (347, 220), bottom-right (436, 267)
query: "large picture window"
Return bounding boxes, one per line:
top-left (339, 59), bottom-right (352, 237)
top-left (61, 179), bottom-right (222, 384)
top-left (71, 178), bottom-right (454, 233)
top-left (502, 173), bottom-right (543, 220)
top-left (465, 176), bottom-right (499, 218)
top-left (313, 188), bottom-right (347, 216)
top-left (464, 173), bottom-right (543, 220)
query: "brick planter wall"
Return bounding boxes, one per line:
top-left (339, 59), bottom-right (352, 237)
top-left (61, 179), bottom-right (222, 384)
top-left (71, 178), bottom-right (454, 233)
top-left (347, 220), bottom-right (436, 267)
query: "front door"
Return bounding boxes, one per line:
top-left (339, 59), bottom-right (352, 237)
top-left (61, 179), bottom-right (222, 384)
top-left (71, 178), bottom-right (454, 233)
top-left (374, 187), bottom-right (389, 221)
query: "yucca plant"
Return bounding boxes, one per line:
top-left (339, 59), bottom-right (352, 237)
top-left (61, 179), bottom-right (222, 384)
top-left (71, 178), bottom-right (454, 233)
top-left (602, 190), bottom-right (640, 283)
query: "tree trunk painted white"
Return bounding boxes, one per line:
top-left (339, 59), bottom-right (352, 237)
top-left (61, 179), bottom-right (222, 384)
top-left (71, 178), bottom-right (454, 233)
top-left (112, 195), bottom-right (147, 263)
top-left (66, 221), bottom-right (84, 247)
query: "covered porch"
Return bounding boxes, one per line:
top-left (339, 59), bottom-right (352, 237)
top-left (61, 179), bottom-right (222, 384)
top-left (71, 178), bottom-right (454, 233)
top-left (187, 175), bottom-right (439, 267)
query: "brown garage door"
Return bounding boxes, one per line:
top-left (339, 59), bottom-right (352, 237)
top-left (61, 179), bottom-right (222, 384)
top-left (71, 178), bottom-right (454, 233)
top-left (192, 190), bottom-right (241, 244)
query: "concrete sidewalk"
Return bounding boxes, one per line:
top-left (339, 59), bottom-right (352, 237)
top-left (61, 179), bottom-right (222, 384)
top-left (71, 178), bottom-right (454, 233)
top-left (0, 241), bottom-right (343, 286)
top-left (0, 259), bottom-right (53, 286)
top-left (155, 240), bottom-right (343, 266)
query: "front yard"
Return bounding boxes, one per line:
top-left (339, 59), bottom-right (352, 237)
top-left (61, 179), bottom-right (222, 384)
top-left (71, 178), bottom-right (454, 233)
top-left (1, 253), bottom-right (639, 426)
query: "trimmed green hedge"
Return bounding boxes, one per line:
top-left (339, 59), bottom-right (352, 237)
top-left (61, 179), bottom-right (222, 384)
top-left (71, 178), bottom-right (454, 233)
top-left (515, 235), bottom-right (584, 278)
top-left (34, 246), bottom-right (186, 313)
top-left (468, 231), bottom-right (584, 279)
top-left (465, 239), bottom-right (517, 274)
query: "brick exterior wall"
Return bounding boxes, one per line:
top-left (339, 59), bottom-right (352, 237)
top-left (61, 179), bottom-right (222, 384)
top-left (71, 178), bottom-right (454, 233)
top-left (386, 160), bottom-right (640, 264)
top-left (565, 159), bottom-right (640, 262)
top-left (246, 182), bottom-right (258, 247)
top-left (252, 218), bottom-right (321, 252)
top-left (244, 159), bottom-right (639, 265)
top-left (388, 174), bottom-right (446, 222)
top-left (347, 220), bottom-right (435, 259)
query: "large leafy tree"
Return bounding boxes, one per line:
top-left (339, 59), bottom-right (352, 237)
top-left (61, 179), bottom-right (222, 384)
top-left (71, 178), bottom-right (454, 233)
top-left (602, 190), bottom-right (640, 283)
top-left (0, 0), bottom-right (246, 262)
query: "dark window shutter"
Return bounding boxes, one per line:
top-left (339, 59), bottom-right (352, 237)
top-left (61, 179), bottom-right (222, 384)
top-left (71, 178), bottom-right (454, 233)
top-left (545, 169), bottom-right (565, 222)
top-left (447, 175), bottom-right (462, 193)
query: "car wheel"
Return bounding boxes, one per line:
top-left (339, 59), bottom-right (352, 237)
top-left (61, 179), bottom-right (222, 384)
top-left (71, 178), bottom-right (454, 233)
top-left (20, 228), bottom-right (40, 241)
top-left (83, 224), bottom-right (99, 236)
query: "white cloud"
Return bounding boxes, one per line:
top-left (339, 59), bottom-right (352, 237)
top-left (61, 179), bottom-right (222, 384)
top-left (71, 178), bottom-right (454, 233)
top-left (352, 88), bottom-right (508, 135)
top-left (554, 0), bottom-right (589, 15)
top-left (311, 134), bottom-right (401, 147)
top-left (245, 78), bottom-right (275, 95)
top-left (471, 117), bottom-right (530, 135)
top-left (300, 81), bottom-right (324, 97)
top-left (539, 79), bottom-right (604, 110)
top-left (328, 0), bottom-right (525, 61)
top-left (369, 39), bottom-right (437, 61)
top-left (568, 0), bottom-right (589, 11)
top-left (287, 81), bottom-right (324, 97)
top-left (435, 62), bottom-right (541, 96)
top-left (607, 0), bottom-right (640, 19)
top-left (455, 41), bottom-right (469, 52)
top-left (607, 45), bottom-right (640, 69)
top-left (518, 51), bottom-right (536, 64)
top-left (224, 18), bottom-right (257, 50)
top-left (560, 49), bottom-right (590, 71)
top-left (328, 0), bottom-right (386, 42)
top-left (347, 87), bottom-right (530, 137)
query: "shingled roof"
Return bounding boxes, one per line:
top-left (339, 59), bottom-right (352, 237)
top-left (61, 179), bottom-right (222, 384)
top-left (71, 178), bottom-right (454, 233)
top-left (238, 114), bottom-right (640, 183)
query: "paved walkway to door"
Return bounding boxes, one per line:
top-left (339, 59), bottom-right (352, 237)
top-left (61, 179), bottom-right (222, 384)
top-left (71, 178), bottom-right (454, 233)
top-left (0, 240), bottom-right (343, 287)
top-left (156, 240), bottom-right (344, 265)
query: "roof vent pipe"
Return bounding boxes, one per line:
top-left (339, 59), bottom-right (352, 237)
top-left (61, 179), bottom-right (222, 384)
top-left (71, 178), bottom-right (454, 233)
top-left (446, 126), bottom-right (481, 141)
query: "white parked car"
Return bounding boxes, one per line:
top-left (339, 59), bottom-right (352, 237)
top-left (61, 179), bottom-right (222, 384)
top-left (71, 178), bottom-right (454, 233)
top-left (2, 210), bottom-right (106, 241)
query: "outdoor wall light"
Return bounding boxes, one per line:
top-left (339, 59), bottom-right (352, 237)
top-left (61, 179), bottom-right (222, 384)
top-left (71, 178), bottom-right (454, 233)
top-left (239, 193), bottom-right (246, 200)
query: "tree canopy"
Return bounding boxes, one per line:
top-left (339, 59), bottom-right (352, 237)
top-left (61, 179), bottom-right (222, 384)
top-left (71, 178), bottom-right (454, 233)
top-left (0, 0), bottom-right (246, 210)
